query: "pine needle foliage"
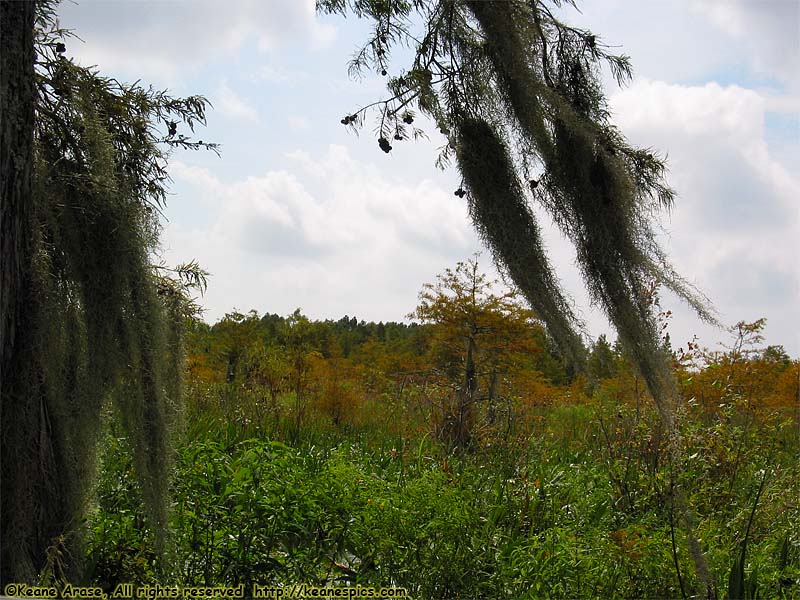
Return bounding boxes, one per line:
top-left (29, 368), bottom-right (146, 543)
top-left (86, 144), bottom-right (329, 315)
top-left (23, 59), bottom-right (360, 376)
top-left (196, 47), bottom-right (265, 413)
top-left (318, 0), bottom-right (717, 421)
top-left (1, 2), bottom-right (212, 581)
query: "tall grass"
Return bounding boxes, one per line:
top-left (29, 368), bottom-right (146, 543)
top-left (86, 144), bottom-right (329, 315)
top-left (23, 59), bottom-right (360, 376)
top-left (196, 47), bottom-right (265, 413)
top-left (84, 384), bottom-right (800, 599)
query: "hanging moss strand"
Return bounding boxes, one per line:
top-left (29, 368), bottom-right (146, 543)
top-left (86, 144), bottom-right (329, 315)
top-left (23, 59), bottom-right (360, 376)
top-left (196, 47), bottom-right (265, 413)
top-left (456, 118), bottom-right (586, 369)
top-left (1, 3), bottom-right (209, 580)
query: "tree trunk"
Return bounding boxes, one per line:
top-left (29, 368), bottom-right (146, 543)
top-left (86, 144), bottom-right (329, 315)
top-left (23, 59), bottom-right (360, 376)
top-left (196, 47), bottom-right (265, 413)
top-left (0, 1), bottom-right (35, 381)
top-left (456, 336), bottom-right (477, 449)
top-left (1, 0), bottom-right (38, 583)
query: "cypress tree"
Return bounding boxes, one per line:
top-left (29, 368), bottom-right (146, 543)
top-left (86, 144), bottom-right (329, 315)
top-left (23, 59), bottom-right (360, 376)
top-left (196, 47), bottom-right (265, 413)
top-left (320, 0), bottom-right (718, 590)
top-left (1, 1), bottom-right (212, 581)
top-left (1, 0), bottom-right (39, 582)
top-left (318, 0), bottom-right (716, 429)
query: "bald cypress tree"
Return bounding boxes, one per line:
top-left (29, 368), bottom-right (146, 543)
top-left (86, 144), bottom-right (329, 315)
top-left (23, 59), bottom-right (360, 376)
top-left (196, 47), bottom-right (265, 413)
top-left (1, 1), bottom-right (212, 582)
top-left (320, 0), bottom-right (717, 592)
top-left (320, 0), bottom-right (715, 413)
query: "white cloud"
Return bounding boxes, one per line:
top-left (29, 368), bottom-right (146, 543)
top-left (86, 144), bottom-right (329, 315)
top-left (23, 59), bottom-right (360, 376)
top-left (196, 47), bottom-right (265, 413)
top-left (288, 116), bottom-right (311, 132)
top-left (56, 0), bottom-right (337, 80)
top-left (552, 1), bottom-right (733, 88)
top-left (613, 80), bottom-right (765, 139)
top-left (253, 64), bottom-right (311, 86)
top-left (610, 79), bottom-right (800, 353)
top-left (690, 0), bottom-right (800, 88)
top-left (169, 161), bottom-right (221, 195)
top-left (162, 146), bottom-right (480, 323)
top-left (215, 82), bottom-right (260, 122)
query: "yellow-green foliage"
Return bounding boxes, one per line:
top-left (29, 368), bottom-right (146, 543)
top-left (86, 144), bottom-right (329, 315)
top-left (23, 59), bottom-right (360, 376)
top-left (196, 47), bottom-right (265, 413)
top-left (91, 316), bottom-right (799, 598)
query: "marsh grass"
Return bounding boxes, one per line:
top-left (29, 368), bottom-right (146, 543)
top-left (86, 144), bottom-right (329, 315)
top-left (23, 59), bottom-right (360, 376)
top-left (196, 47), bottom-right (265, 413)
top-left (85, 386), bottom-right (799, 599)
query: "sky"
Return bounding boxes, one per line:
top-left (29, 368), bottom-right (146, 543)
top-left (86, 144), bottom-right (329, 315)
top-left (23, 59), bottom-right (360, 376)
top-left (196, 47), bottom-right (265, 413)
top-left (54, 0), bottom-right (800, 356)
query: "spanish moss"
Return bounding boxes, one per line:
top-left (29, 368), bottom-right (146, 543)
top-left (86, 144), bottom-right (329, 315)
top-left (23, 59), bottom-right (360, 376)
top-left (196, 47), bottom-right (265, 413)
top-left (465, 0), bottom-right (715, 422)
top-left (1, 2), bottom-right (210, 580)
top-left (456, 117), bottom-right (585, 369)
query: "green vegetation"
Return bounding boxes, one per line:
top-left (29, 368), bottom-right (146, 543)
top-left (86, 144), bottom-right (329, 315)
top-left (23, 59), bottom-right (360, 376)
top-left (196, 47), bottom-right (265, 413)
top-left (78, 275), bottom-right (799, 599)
top-left (3, 2), bottom-right (797, 598)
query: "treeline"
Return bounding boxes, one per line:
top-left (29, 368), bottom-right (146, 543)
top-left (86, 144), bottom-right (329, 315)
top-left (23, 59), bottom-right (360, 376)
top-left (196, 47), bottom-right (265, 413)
top-left (189, 309), bottom-right (425, 381)
top-left (188, 309), bottom-right (571, 384)
top-left (85, 263), bottom-right (799, 595)
top-left (183, 261), bottom-right (798, 452)
top-left (184, 260), bottom-right (582, 448)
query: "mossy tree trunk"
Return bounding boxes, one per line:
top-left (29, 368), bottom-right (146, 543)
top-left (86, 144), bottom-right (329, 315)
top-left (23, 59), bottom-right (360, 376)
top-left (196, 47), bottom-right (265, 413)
top-left (2, 1), bottom-right (212, 581)
top-left (0, 0), bottom-right (39, 584)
